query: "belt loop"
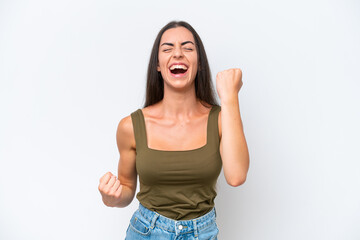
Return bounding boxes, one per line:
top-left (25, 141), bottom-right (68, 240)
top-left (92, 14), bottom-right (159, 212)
top-left (214, 207), bottom-right (217, 218)
top-left (193, 219), bottom-right (198, 238)
top-left (150, 212), bottom-right (159, 229)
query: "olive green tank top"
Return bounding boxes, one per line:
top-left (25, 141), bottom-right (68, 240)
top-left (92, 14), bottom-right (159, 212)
top-left (130, 105), bottom-right (222, 220)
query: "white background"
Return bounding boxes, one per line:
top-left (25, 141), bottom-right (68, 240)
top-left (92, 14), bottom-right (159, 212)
top-left (1, 0), bottom-right (359, 239)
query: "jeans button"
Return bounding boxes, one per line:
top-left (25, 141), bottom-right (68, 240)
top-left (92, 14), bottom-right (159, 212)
top-left (178, 225), bottom-right (183, 230)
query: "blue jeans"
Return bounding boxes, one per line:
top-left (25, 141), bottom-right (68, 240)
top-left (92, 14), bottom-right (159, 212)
top-left (125, 203), bottom-right (219, 240)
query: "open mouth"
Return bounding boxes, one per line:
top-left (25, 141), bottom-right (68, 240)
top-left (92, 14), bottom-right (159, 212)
top-left (169, 64), bottom-right (188, 77)
top-left (170, 68), bottom-right (187, 74)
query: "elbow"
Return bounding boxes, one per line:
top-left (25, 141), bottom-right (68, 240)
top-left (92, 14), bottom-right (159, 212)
top-left (227, 175), bottom-right (247, 187)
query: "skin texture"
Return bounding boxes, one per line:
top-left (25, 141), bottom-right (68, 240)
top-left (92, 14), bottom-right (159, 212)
top-left (98, 27), bottom-right (249, 208)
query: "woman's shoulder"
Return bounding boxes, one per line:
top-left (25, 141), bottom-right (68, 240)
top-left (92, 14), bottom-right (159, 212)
top-left (137, 103), bottom-right (163, 120)
top-left (117, 106), bottom-right (147, 134)
top-left (116, 112), bottom-right (136, 151)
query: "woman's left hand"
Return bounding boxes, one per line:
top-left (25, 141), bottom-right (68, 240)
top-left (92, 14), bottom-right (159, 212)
top-left (216, 68), bottom-right (243, 102)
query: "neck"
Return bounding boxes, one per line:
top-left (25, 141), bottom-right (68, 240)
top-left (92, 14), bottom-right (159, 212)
top-left (159, 84), bottom-right (201, 118)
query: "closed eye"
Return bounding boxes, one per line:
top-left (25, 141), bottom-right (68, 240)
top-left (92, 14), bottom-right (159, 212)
top-left (162, 48), bottom-right (193, 52)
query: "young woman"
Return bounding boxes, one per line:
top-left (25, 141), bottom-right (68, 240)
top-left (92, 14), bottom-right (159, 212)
top-left (98, 20), bottom-right (249, 239)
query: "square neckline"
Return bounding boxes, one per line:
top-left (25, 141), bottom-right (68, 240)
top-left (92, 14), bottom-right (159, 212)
top-left (138, 105), bottom-right (215, 153)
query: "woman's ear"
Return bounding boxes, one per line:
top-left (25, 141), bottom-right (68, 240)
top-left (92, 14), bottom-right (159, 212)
top-left (157, 63), bottom-right (160, 72)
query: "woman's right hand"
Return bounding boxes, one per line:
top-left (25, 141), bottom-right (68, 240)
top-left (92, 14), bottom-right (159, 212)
top-left (98, 172), bottom-right (123, 207)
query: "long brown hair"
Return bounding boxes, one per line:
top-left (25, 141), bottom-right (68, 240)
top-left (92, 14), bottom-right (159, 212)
top-left (143, 21), bottom-right (219, 108)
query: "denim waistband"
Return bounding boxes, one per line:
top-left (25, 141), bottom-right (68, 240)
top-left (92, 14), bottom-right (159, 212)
top-left (137, 203), bottom-right (217, 235)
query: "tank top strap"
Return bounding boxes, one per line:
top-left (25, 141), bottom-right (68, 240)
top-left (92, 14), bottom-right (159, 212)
top-left (130, 106), bottom-right (221, 151)
top-left (130, 109), bottom-right (147, 151)
top-left (207, 105), bottom-right (221, 148)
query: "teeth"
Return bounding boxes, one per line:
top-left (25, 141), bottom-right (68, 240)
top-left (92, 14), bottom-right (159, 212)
top-left (169, 64), bottom-right (188, 70)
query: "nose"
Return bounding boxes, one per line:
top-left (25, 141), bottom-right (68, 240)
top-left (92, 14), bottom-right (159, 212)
top-left (173, 46), bottom-right (184, 58)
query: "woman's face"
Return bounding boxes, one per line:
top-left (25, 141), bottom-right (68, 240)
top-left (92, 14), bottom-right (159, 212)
top-left (157, 27), bottom-right (198, 89)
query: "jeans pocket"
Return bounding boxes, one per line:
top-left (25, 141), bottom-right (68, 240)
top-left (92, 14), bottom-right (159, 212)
top-left (199, 221), bottom-right (219, 240)
top-left (129, 210), bottom-right (152, 236)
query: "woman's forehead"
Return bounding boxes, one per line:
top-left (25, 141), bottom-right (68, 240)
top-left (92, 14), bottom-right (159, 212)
top-left (160, 27), bottom-right (195, 44)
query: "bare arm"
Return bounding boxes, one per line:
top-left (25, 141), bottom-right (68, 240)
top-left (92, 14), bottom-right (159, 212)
top-left (98, 115), bottom-right (137, 207)
top-left (216, 68), bottom-right (250, 187)
top-left (219, 98), bottom-right (250, 187)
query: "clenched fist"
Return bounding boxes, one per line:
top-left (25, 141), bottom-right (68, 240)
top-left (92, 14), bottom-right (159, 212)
top-left (216, 68), bottom-right (243, 102)
top-left (98, 172), bottom-right (123, 207)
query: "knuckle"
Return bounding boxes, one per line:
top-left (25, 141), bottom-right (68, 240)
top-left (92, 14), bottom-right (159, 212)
top-left (103, 188), bottom-right (110, 195)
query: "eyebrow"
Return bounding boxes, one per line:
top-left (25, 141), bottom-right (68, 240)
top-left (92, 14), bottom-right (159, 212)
top-left (160, 41), bottom-right (195, 47)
